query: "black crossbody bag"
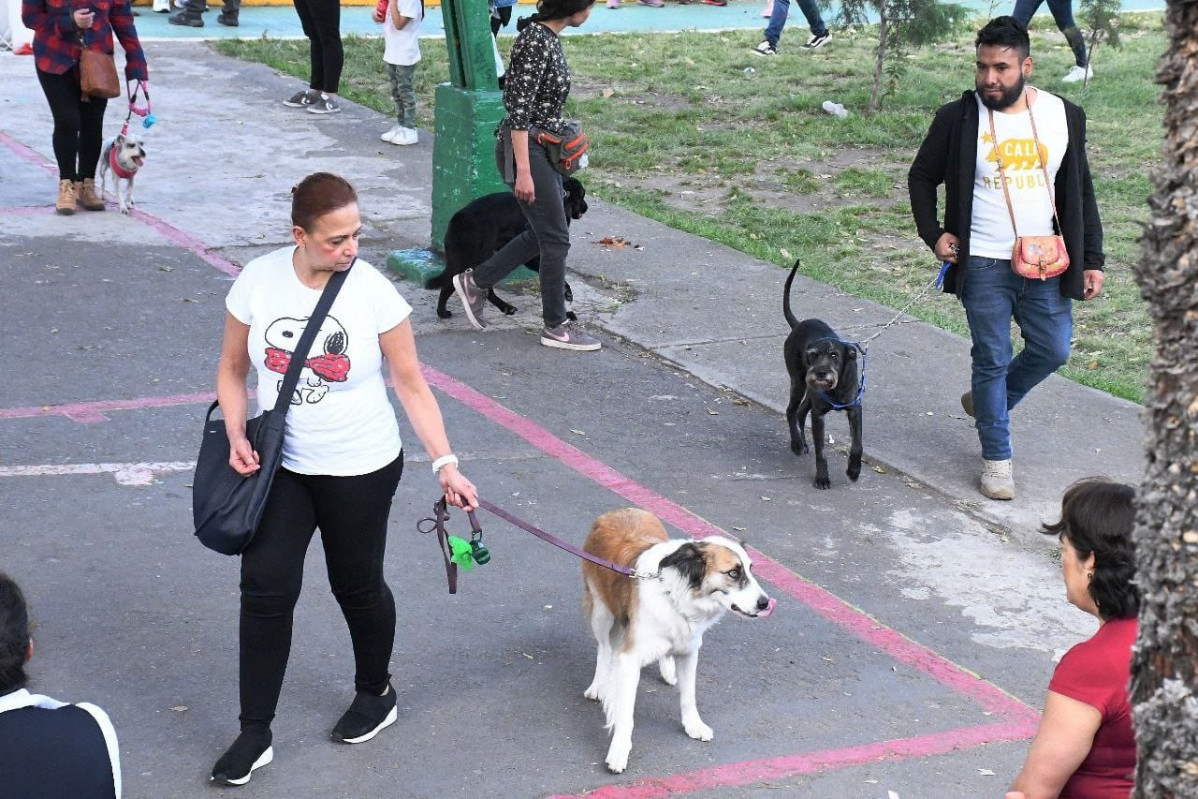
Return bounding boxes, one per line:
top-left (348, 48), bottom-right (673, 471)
top-left (192, 265), bottom-right (350, 555)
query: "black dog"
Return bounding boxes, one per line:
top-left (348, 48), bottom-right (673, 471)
top-left (426, 178), bottom-right (588, 321)
top-left (783, 260), bottom-right (863, 490)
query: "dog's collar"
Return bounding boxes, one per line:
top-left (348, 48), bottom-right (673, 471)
top-left (108, 146), bottom-right (137, 180)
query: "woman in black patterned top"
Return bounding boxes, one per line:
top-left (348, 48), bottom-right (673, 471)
top-left (453, 0), bottom-right (600, 352)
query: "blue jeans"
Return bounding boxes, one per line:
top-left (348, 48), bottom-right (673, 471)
top-left (960, 256), bottom-right (1073, 461)
top-left (764, 0), bottom-right (827, 45)
top-left (1011, 0), bottom-right (1088, 67)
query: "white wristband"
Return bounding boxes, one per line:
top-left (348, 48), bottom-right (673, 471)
top-left (431, 454), bottom-right (459, 475)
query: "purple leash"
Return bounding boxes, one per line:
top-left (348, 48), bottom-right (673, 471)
top-left (418, 497), bottom-right (651, 594)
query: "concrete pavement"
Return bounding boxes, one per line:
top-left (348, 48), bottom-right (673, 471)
top-left (0, 31), bottom-right (1147, 799)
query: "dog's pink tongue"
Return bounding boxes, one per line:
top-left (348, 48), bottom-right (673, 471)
top-left (758, 597), bottom-right (777, 618)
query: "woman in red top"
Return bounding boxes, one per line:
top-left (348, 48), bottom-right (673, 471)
top-left (1008, 479), bottom-right (1139, 799)
top-left (22, 0), bottom-right (147, 214)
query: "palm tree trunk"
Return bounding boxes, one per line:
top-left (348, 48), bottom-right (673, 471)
top-left (1129, 0), bottom-right (1198, 795)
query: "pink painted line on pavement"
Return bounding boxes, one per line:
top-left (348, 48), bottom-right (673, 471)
top-left (421, 364), bottom-right (1036, 726)
top-left (550, 720), bottom-right (1037, 799)
top-left (0, 392), bottom-right (216, 423)
top-left (0, 130), bottom-right (241, 277)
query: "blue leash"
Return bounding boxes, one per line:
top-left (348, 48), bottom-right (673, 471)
top-left (815, 261), bottom-right (950, 410)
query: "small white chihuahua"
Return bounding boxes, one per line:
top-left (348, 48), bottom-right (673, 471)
top-left (98, 132), bottom-right (147, 214)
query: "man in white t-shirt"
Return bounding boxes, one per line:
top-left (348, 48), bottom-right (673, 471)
top-left (908, 16), bottom-right (1104, 500)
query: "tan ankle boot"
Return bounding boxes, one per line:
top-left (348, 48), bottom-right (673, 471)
top-left (76, 179), bottom-right (105, 211)
top-left (56, 179), bottom-right (77, 215)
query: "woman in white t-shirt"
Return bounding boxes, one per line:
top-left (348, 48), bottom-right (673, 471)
top-left (209, 172), bottom-right (478, 786)
top-left (374, 0), bottom-right (423, 145)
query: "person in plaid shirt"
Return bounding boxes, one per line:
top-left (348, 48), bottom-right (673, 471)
top-left (22, 0), bottom-right (147, 215)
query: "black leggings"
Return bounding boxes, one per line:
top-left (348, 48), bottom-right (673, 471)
top-left (292, 0), bottom-right (343, 94)
top-left (237, 455), bottom-right (403, 731)
top-left (36, 69), bottom-right (108, 181)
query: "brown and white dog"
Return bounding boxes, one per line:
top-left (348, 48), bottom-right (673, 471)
top-left (581, 508), bottom-right (775, 773)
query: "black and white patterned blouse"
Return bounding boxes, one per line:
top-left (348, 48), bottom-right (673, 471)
top-left (501, 21), bottom-right (570, 133)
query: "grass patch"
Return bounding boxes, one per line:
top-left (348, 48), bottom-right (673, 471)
top-left (217, 12), bottom-right (1164, 402)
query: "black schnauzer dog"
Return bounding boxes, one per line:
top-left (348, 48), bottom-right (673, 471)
top-left (426, 178), bottom-right (588, 321)
top-left (783, 260), bottom-right (863, 489)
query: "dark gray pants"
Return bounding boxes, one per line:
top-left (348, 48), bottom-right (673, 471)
top-left (473, 137), bottom-right (570, 328)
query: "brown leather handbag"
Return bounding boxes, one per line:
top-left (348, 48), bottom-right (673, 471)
top-left (78, 33), bottom-right (121, 100)
top-left (988, 99), bottom-right (1070, 281)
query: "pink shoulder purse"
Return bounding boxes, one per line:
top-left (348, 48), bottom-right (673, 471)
top-left (988, 98), bottom-right (1069, 281)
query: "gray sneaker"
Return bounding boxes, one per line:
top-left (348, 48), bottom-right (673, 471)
top-left (307, 95), bottom-right (341, 115)
top-left (540, 321), bottom-right (601, 351)
top-left (961, 391), bottom-right (975, 418)
top-left (283, 88), bottom-right (320, 108)
top-left (452, 269), bottom-right (488, 330)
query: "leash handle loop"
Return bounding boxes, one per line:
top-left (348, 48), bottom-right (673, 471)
top-left (416, 497), bottom-right (458, 594)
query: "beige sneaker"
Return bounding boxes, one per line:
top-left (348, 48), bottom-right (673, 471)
top-left (56, 179), bottom-right (77, 215)
top-left (76, 179), bottom-right (105, 211)
top-left (961, 391), bottom-right (975, 418)
top-left (980, 458), bottom-right (1014, 500)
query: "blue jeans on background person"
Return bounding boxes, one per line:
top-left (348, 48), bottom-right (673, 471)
top-left (764, 0), bottom-right (827, 46)
top-left (960, 256), bottom-right (1073, 462)
top-left (1011, 0), bottom-right (1088, 67)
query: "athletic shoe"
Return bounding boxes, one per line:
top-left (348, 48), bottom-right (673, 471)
top-left (217, 10), bottom-right (238, 25)
top-left (283, 88), bottom-right (320, 108)
top-left (331, 684), bottom-right (398, 744)
top-left (540, 321), bottom-right (601, 352)
top-left (802, 32), bottom-right (831, 49)
top-left (211, 729), bottom-right (273, 786)
top-left (394, 127), bottom-right (418, 146)
top-left (960, 391), bottom-right (974, 418)
top-left (751, 40), bottom-right (777, 56)
top-left (452, 269), bottom-right (489, 329)
top-left (980, 459), bottom-right (1015, 501)
top-left (167, 10), bottom-right (203, 26)
top-left (307, 95), bottom-right (341, 115)
top-left (1062, 64), bottom-right (1093, 83)
top-left (381, 125), bottom-right (402, 143)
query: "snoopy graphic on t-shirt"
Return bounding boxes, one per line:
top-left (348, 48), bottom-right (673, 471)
top-left (263, 315), bottom-right (351, 405)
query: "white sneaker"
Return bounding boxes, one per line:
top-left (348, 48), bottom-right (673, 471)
top-left (980, 459), bottom-right (1014, 500)
top-left (1062, 64), bottom-right (1093, 83)
top-left (394, 127), bottom-right (418, 146)
top-left (381, 125), bottom-right (402, 143)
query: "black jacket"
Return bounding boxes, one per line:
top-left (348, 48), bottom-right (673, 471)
top-left (908, 90), bottom-right (1104, 300)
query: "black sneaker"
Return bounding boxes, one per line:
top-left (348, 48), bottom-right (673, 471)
top-left (167, 10), bottom-right (203, 26)
top-left (283, 88), bottom-right (320, 108)
top-left (331, 684), bottom-right (398, 744)
top-left (210, 729), bottom-right (273, 786)
top-left (452, 269), bottom-right (489, 330)
top-left (803, 31), bottom-right (831, 49)
top-left (751, 40), bottom-right (777, 56)
top-left (217, 10), bottom-right (238, 25)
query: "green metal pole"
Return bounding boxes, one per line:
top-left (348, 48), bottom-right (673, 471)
top-left (388, 0), bottom-right (520, 286)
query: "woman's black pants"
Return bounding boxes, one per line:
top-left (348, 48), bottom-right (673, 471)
top-left (237, 455), bottom-right (403, 731)
top-left (36, 69), bottom-right (107, 181)
top-left (291, 0), bottom-right (344, 94)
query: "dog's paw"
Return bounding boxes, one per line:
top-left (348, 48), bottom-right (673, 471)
top-left (566, 310), bottom-right (578, 322)
top-left (658, 657), bottom-right (677, 686)
top-left (502, 306), bottom-right (517, 316)
top-left (790, 438), bottom-right (809, 456)
top-left (583, 683), bottom-right (601, 701)
top-left (436, 308), bottom-right (453, 319)
top-left (605, 742), bottom-right (631, 774)
top-left (847, 462), bottom-right (862, 482)
top-left (119, 205), bottom-right (132, 215)
top-left (813, 475), bottom-right (831, 490)
top-left (683, 718), bottom-right (714, 742)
